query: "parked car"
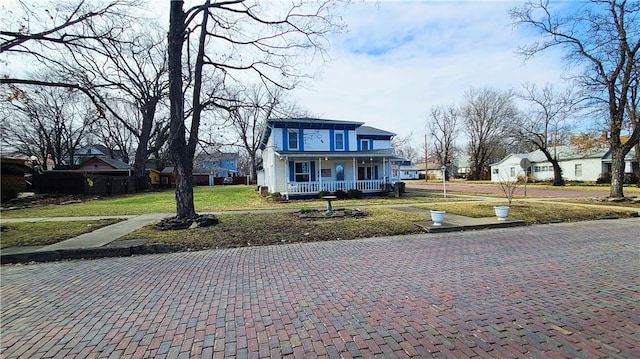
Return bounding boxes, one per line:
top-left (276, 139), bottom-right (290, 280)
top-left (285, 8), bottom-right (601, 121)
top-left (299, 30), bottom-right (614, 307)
top-left (223, 177), bottom-right (234, 185)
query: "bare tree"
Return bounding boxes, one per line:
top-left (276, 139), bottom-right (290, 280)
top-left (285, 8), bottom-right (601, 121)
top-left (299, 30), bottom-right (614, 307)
top-left (511, 0), bottom-right (639, 198)
top-left (54, 24), bottom-right (171, 177)
top-left (167, 0), bottom-right (340, 221)
top-left (513, 83), bottom-right (581, 186)
top-left (391, 132), bottom-right (419, 163)
top-left (1, 84), bottom-right (99, 166)
top-left (462, 87), bottom-right (517, 180)
top-left (1, 0), bottom-right (139, 92)
top-left (427, 105), bottom-right (459, 176)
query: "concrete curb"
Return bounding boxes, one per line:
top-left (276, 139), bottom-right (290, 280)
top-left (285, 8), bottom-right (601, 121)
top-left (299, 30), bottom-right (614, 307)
top-left (0, 244), bottom-right (184, 265)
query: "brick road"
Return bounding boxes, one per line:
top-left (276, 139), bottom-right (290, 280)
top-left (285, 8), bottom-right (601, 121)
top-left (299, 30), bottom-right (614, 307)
top-left (1, 219), bottom-right (639, 358)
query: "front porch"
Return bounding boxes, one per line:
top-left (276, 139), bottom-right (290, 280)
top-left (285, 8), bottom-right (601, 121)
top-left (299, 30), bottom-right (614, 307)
top-left (287, 179), bottom-right (389, 196)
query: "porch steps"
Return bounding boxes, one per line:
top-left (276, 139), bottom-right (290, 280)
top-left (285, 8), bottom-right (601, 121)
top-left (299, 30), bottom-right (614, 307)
top-left (391, 207), bottom-right (526, 233)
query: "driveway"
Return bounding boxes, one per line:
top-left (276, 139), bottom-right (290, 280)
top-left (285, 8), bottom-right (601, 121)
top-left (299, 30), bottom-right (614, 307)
top-left (1, 219), bottom-right (638, 358)
top-left (406, 181), bottom-right (612, 198)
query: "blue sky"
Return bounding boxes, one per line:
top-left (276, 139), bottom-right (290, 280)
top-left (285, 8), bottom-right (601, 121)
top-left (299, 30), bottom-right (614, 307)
top-left (290, 1), bottom-right (571, 148)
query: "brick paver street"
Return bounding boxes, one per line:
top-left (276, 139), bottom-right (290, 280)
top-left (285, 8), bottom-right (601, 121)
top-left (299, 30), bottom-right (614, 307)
top-left (1, 218), bottom-right (639, 358)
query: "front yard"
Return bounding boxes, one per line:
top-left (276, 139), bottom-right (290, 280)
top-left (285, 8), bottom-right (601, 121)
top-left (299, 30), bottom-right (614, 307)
top-left (1, 185), bottom-right (638, 250)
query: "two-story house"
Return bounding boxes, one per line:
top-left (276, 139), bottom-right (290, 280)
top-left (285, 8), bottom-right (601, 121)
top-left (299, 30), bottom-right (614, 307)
top-left (257, 117), bottom-right (403, 198)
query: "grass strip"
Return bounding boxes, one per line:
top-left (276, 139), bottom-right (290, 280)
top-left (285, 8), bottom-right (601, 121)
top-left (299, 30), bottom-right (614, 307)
top-left (121, 208), bottom-right (426, 249)
top-left (1, 219), bottom-right (123, 248)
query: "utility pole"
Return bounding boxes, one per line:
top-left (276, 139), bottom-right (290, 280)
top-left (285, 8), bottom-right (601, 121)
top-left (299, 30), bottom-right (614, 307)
top-left (424, 134), bottom-right (428, 182)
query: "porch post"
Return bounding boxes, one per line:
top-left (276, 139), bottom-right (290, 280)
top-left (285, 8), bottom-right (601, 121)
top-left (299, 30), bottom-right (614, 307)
top-left (318, 157), bottom-right (322, 190)
top-left (352, 157), bottom-right (357, 190)
top-left (285, 157), bottom-right (290, 200)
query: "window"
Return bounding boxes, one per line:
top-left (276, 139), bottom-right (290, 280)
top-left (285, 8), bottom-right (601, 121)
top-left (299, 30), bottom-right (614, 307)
top-left (335, 133), bottom-right (344, 150)
top-left (492, 168), bottom-right (499, 174)
top-left (288, 129), bottom-right (298, 149)
top-left (361, 140), bottom-right (369, 151)
top-left (358, 166), bottom-right (372, 180)
top-left (575, 163), bottom-right (582, 177)
top-left (321, 168), bottom-right (332, 177)
top-left (510, 167), bottom-right (515, 177)
top-left (294, 162), bottom-right (310, 182)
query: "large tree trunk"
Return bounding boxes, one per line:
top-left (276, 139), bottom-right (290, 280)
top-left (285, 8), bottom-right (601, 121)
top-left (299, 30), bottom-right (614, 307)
top-left (609, 146), bottom-right (626, 198)
top-left (167, 0), bottom-right (196, 219)
top-left (133, 99), bottom-right (158, 177)
top-left (539, 148), bottom-right (564, 186)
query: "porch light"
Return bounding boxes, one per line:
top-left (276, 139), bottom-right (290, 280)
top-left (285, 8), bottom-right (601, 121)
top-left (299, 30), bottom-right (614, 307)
top-left (325, 156), bottom-right (328, 161)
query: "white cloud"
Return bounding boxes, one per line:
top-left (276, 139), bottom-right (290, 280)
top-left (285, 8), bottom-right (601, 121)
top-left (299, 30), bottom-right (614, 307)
top-left (291, 1), bottom-right (570, 147)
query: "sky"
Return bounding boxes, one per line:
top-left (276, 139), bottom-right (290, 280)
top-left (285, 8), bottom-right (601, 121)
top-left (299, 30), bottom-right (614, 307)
top-left (289, 1), bottom-right (570, 149)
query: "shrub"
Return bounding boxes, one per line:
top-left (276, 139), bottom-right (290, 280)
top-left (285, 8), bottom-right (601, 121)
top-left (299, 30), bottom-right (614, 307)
top-left (270, 192), bottom-right (283, 201)
top-left (318, 191), bottom-right (331, 198)
top-left (347, 189), bottom-right (362, 199)
top-left (596, 172), bottom-right (611, 184)
top-left (623, 172), bottom-right (639, 185)
top-left (333, 190), bottom-right (348, 199)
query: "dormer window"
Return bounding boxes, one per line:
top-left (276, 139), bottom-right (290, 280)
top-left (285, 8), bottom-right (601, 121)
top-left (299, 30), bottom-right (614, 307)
top-left (288, 129), bottom-right (298, 150)
top-left (360, 140), bottom-right (369, 151)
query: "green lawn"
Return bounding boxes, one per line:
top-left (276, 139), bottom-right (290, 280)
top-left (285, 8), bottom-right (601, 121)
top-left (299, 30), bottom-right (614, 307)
top-left (0, 219), bottom-right (122, 248)
top-left (2, 185), bottom-right (638, 250)
top-left (0, 186), bottom-right (471, 219)
top-left (415, 202), bottom-right (638, 224)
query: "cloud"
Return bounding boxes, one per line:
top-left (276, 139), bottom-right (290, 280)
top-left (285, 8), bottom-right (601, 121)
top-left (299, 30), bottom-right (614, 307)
top-left (291, 1), bottom-right (570, 147)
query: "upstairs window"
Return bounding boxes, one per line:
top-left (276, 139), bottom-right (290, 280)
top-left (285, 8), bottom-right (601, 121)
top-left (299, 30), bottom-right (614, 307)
top-left (360, 140), bottom-right (369, 151)
top-left (288, 129), bottom-right (298, 150)
top-left (335, 133), bottom-right (344, 150)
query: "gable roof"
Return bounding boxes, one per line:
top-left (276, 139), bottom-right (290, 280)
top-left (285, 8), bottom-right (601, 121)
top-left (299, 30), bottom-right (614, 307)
top-left (492, 145), bottom-right (610, 167)
top-left (79, 156), bottom-right (132, 170)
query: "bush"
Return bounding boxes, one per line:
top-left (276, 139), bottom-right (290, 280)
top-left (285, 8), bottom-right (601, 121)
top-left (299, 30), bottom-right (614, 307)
top-left (347, 189), bottom-right (362, 199)
top-left (596, 172), bottom-right (611, 184)
top-left (270, 192), bottom-right (283, 201)
top-left (596, 171), bottom-right (639, 185)
top-left (398, 181), bottom-right (406, 193)
top-left (318, 191), bottom-right (331, 198)
top-left (624, 172), bottom-right (639, 185)
top-left (333, 190), bottom-right (348, 199)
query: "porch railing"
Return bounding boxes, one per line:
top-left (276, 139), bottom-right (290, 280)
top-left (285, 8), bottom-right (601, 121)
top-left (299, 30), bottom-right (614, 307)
top-left (287, 180), bottom-right (386, 195)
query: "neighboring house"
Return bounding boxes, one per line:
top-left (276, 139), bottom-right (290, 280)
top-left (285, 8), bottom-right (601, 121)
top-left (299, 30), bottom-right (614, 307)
top-left (257, 117), bottom-right (403, 198)
top-left (75, 144), bottom-right (129, 164)
top-left (193, 152), bottom-right (239, 177)
top-left (193, 152), bottom-right (240, 186)
top-left (425, 162), bottom-right (446, 180)
top-left (53, 156), bottom-right (133, 176)
top-left (490, 146), bottom-right (638, 182)
top-left (398, 161), bottom-right (420, 180)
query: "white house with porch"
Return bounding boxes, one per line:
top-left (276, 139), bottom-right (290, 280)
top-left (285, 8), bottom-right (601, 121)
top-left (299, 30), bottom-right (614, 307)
top-left (490, 145), bottom-right (638, 182)
top-left (257, 117), bottom-right (404, 198)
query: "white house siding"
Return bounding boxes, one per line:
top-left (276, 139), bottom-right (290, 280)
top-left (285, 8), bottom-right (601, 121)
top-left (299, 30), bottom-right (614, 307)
top-left (491, 148), bottom-right (609, 183)
top-left (491, 154), bottom-right (527, 182)
top-left (372, 139), bottom-right (391, 150)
